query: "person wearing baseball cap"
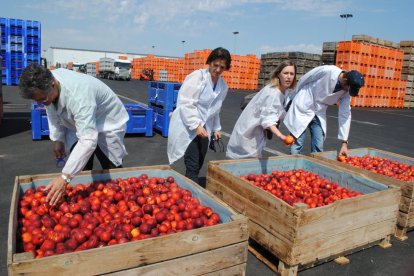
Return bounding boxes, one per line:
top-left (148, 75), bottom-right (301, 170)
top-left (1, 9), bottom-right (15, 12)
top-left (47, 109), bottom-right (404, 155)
top-left (283, 65), bottom-right (365, 157)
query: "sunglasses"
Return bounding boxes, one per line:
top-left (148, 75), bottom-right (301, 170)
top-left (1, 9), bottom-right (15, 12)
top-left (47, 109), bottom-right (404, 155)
top-left (209, 136), bottom-right (225, 152)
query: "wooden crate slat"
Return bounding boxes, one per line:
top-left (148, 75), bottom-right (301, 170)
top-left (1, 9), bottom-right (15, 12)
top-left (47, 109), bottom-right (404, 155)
top-left (207, 177), bottom-right (298, 242)
top-left (106, 242), bottom-right (248, 276)
top-left (297, 189), bottom-right (399, 237)
top-left (399, 195), bottom-right (414, 213)
top-left (294, 221), bottom-right (393, 265)
top-left (208, 178), bottom-right (295, 262)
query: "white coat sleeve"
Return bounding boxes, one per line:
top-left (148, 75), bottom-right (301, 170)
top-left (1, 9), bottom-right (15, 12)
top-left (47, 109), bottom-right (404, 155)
top-left (259, 93), bottom-right (284, 129)
top-left (337, 93), bottom-right (351, 140)
top-left (61, 101), bottom-right (98, 177)
top-left (177, 71), bottom-right (204, 130)
top-left (45, 107), bottom-right (66, 142)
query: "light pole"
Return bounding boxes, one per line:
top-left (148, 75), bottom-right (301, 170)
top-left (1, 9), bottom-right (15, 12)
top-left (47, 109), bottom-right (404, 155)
top-left (181, 40), bottom-right (186, 56)
top-left (340, 14), bottom-right (353, 41)
top-left (233, 31), bottom-right (239, 54)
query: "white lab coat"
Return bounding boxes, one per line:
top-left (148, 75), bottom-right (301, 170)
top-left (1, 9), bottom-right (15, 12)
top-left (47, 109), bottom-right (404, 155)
top-left (227, 85), bottom-right (288, 159)
top-left (46, 69), bottom-right (129, 177)
top-left (283, 65), bottom-right (351, 141)
top-left (167, 69), bottom-right (228, 164)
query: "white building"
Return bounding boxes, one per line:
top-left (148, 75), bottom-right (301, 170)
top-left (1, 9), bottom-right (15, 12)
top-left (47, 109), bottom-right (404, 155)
top-left (42, 47), bottom-right (179, 68)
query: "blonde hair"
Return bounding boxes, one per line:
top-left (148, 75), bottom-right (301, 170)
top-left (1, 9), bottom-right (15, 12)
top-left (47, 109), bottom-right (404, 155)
top-left (269, 60), bottom-right (297, 89)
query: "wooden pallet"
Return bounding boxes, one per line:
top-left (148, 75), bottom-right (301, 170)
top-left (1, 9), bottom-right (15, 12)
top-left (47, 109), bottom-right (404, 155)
top-left (8, 165), bottom-right (249, 275)
top-left (311, 148), bottom-right (414, 241)
top-left (206, 156), bottom-right (400, 276)
top-left (248, 236), bottom-right (391, 276)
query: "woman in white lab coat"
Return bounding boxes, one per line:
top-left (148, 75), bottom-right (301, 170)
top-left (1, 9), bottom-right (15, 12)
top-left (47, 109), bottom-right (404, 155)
top-left (19, 63), bottom-right (129, 205)
top-left (283, 65), bottom-right (364, 156)
top-left (226, 61), bottom-right (297, 159)
top-left (168, 47), bottom-right (231, 184)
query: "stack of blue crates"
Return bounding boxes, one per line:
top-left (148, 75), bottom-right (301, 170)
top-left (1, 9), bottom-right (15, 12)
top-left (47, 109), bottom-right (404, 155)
top-left (1, 17), bottom-right (41, 86)
top-left (148, 81), bottom-right (181, 137)
top-left (31, 102), bottom-right (49, 140)
top-left (31, 103), bottom-right (153, 140)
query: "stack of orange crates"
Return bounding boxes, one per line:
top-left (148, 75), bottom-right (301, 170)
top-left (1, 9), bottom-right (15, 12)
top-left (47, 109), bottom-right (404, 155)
top-left (131, 50), bottom-right (260, 90)
top-left (336, 41), bottom-right (405, 108)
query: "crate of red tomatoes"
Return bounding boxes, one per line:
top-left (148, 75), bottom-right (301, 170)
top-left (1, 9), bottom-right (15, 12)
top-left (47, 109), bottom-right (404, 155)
top-left (8, 165), bottom-right (248, 275)
top-left (206, 155), bottom-right (400, 276)
top-left (311, 147), bottom-right (414, 241)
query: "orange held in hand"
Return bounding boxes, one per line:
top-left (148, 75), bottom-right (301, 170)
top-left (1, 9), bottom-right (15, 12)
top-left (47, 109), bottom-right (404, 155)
top-left (284, 135), bottom-right (295, 145)
top-left (337, 155), bottom-right (346, 162)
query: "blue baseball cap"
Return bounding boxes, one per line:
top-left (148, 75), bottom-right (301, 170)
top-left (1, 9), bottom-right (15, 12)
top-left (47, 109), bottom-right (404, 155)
top-left (347, 70), bottom-right (365, 96)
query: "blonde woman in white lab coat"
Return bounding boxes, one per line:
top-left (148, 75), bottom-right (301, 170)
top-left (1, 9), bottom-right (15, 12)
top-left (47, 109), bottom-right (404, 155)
top-left (226, 61), bottom-right (297, 159)
top-left (168, 47), bottom-right (231, 184)
top-left (283, 65), bottom-right (364, 156)
top-left (19, 63), bottom-right (129, 205)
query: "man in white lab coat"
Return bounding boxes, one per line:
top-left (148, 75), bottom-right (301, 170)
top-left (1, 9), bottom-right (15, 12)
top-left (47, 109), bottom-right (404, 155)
top-left (19, 63), bottom-right (129, 205)
top-left (283, 65), bottom-right (364, 156)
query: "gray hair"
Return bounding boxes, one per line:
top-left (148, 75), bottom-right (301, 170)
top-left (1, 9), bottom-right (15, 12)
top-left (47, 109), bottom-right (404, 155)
top-left (18, 63), bottom-right (54, 99)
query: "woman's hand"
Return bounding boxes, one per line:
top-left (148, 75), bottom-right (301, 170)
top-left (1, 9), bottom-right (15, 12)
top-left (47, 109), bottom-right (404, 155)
top-left (213, 131), bottom-right (222, 140)
top-left (196, 125), bottom-right (209, 138)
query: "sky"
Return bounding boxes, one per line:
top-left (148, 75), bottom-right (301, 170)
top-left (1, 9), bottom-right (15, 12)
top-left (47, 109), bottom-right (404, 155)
top-left (1, 0), bottom-right (414, 58)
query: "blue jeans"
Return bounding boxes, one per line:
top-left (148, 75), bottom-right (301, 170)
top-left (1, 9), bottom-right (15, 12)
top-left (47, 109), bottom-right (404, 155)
top-left (290, 116), bottom-right (324, 154)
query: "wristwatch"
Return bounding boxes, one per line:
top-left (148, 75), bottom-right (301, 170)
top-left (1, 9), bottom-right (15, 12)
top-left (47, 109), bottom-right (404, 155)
top-left (341, 140), bottom-right (348, 145)
top-left (61, 174), bottom-right (72, 184)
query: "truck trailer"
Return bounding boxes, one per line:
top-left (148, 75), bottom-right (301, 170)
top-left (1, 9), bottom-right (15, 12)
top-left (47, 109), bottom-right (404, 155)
top-left (99, 58), bottom-right (131, 80)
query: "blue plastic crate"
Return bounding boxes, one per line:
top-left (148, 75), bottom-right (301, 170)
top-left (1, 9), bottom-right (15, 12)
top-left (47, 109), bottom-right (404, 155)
top-left (10, 43), bottom-right (23, 52)
top-left (124, 104), bottom-right (153, 136)
top-left (10, 36), bottom-right (23, 43)
top-left (147, 81), bottom-right (181, 110)
top-left (151, 104), bottom-right (173, 137)
top-left (26, 53), bottom-right (39, 60)
top-left (31, 102), bottom-right (49, 140)
top-left (11, 61), bottom-right (23, 68)
top-left (27, 45), bottom-right (39, 53)
top-left (10, 26), bottom-right (23, 36)
top-left (9, 19), bottom-right (24, 27)
top-left (25, 20), bottom-right (40, 29)
top-left (10, 52), bottom-right (23, 62)
top-left (25, 28), bottom-right (39, 37)
top-left (31, 103), bottom-right (154, 140)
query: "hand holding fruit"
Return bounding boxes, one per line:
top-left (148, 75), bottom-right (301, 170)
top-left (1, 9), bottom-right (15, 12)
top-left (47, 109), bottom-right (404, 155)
top-left (284, 134), bottom-right (295, 146)
top-left (337, 155), bottom-right (346, 162)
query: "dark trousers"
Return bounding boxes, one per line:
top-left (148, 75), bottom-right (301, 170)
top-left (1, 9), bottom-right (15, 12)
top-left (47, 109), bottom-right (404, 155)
top-left (71, 143), bottom-right (122, 171)
top-left (184, 135), bottom-right (209, 184)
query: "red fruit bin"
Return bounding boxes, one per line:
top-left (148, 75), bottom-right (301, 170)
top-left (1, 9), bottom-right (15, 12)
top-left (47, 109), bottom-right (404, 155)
top-left (7, 165), bottom-right (248, 275)
top-left (207, 155), bottom-right (400, 276)
top-left (311, 148), bottom-right (414, 241)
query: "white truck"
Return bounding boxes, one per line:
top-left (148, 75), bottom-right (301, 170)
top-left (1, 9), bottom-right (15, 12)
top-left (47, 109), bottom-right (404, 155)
top-left (99, 58), bottom-right (131, 80)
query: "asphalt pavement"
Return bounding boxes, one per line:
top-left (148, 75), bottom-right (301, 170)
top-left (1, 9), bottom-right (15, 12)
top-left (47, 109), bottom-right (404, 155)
top-left (1, 79), bottom-right (414, 275)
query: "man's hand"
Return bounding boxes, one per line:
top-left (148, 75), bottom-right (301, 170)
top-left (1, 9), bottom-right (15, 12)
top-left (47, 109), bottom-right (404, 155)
top-left (53, 141), bottom-right (66, 159)
top-left (196, 125), bottom-right (208, 138)
top-left (45, 176), bottom-right (67, 206)
top-left (339, 143), bottom-right (349, 157)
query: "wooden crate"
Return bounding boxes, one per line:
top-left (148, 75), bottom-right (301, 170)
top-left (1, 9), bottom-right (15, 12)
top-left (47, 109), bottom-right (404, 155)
top-left (8, 165), bottom-right (249, 275)
top-left (206, 155), bottom-right (400, 276)
top-left (311, 148), bottom-right (414, 241)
